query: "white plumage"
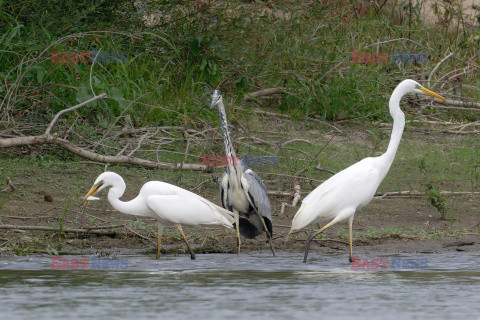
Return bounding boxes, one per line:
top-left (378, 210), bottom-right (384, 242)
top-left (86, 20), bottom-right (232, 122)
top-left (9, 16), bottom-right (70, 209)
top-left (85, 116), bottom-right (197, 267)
top-left (83, 171), bottom-right (234, 260)
top-left (287, 79), bottom-right (446, 263)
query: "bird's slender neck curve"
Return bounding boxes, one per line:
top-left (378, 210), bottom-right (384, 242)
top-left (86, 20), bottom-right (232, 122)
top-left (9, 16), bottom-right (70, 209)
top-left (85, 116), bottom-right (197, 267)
top-left (379, 85), bottom-right (406, 177)
top-left (106, 181), bottom-right (144, 216)
top-left (217, 99), bottom-right (240, 176)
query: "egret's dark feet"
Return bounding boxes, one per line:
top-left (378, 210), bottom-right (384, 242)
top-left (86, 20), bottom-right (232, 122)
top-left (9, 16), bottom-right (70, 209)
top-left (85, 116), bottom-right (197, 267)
top-left (303, 234), bottom-right (315, 263)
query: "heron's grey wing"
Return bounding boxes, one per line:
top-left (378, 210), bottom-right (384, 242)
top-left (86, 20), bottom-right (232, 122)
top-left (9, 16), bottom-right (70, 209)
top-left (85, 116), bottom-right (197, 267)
top-left (240, 169), bottom-right (273, 235)
top-left (220, 171), bottom-right (230, 210)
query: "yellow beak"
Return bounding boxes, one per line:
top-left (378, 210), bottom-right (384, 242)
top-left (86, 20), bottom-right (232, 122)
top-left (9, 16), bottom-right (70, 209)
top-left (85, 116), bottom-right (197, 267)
top-left (82, 183), bottom-right (102, 207)
top-left (420, 87), bottom-right (446, 101)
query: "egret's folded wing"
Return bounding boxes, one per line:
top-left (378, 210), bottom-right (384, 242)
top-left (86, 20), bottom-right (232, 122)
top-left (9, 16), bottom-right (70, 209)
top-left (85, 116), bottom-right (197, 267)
top-left (146, 195), bottom-right (234, 228)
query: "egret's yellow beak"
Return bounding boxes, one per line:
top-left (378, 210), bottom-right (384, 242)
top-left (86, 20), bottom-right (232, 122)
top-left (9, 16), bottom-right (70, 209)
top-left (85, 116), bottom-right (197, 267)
top-left (419, 86), bottom-right (446, 101)
top-left (82, 181), bottom-right (102, 207)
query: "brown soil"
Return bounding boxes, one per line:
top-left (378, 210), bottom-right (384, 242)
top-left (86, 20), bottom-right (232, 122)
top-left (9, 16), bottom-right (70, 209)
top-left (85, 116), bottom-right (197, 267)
top-left (1, 178), bottom-right (479, 259)
top-left (1, 121), bottom-right (479, 259)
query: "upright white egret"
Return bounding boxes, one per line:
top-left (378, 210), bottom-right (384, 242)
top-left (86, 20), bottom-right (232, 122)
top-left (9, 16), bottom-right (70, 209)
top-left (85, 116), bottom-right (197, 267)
top-left (210, 90), bottom-right (275, 256)
top-left (83, 171), bottom-right (235, 260)
top-left (285, 80), bottom-right (446, 263)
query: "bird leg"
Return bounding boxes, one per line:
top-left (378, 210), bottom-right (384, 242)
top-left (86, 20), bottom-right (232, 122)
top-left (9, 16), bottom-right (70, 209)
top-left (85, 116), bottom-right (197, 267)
top-left (175, 224), bottom-right (195, 260)
top-left (303, 219), bottom-right (338, 263)
top-left (348, 216), bottom-right (354, 263)
top-left (234, 211), bottom-right (241, 255)
top-left (283, 228), bottom-right (293, 244)
top-left (256, 212), bottom-right (276, 257)
top-left (156, 224), bottom-right (164, 260)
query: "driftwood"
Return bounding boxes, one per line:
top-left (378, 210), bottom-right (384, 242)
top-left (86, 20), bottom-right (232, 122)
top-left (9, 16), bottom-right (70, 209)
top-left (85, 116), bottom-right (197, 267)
top-left (0, 224), bottom-right (120, 236)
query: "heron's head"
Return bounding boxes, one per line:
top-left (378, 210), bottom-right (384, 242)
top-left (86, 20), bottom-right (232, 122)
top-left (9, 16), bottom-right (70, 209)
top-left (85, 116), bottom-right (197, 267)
top-left (210, 90), bottom-right (222, 109)
top-left (401, 79), bottom-right (446, 100)
top-left (82, 171), bottom-right (122, 207)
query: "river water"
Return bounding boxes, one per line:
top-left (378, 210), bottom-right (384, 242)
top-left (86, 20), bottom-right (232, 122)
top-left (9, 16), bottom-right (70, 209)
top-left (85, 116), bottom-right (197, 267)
top-left (1, 252), bottom-right (479, 319)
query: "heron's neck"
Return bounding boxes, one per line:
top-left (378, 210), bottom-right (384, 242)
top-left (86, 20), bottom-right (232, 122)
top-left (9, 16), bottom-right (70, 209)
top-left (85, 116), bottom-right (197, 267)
top-left (379, 87), bottom-right (406, 178)
top-left (107, 185), bottom-right (145, 216)
top-left (217, 101), bottom-right (238, 174)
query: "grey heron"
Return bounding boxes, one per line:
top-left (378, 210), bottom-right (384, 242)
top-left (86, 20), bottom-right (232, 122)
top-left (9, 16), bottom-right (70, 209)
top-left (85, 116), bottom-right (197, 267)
top-left (285, 80), bottom-right (445, 263)
top-left (210, 90), bottom-right (275, 256)
top-left (83, 171), bottom-right (235, 260)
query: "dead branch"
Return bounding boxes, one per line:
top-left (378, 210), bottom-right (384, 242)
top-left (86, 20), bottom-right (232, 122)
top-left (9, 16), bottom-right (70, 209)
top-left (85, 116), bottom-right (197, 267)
top-left (374, 190), bottom-right (480, 198)
top-left (0, 134), bottom-right (208, 170)
top-left (244, 87), bottom-right (285, 100)
top-left (1, 178), bottom-right (16, 193)
top-left (314, 165), bottom-right (335, 175)
top-left (433, 98), bottom-right (480, 109)
top-left (292, 181), bottom-right (301, 207)
top-left (279, 177), bottom-right (302, 216)
top-left (5, 215), bottom-right (54, 220)
top-left (428, 52), bottom-right (453, 88)
top-left (256, 171), bottom-right (325, 183)
top-left (267, 190), bottom-right (295, 196)
top-left (45, 92), bottom-right (107, 135)
top-left (0, 224), bottom-right (118, 235)
top-left (293, 238), bottom-right (350, 246)
top-left (281, 139), bottom-right (312, 147)
top-left (123, 223), bottom-right (155, 244)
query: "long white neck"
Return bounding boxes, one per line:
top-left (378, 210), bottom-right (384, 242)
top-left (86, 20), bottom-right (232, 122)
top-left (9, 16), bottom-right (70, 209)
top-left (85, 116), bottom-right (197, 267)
top-left (106, 182), bottom-right (146, 217)
top-left (378, 85), bottom-right (406, 180)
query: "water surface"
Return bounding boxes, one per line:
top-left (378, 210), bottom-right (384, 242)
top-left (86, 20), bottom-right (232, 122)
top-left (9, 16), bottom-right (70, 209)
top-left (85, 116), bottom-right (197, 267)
top-left (1, 252), bottom-right (479, 319)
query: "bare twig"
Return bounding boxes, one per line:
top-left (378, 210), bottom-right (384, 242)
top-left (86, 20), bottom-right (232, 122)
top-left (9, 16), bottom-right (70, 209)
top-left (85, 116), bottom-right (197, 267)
top-left (315, 165), bottom-right (335, 175)
top-left (45, 92), bottom-right (107, 135)
top-left (428, 52), bottom-right (453, 88)
top-left (293, 238), bottom-right (350, 246)
top-left (1, 178), bottom-right (16, 193)
top-left (281, 139), bottom-right (312, 147)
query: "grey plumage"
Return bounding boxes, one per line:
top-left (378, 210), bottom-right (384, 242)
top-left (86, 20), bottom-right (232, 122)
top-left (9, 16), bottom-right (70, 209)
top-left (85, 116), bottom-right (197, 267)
top-left (211, 90), bottom-right (274, 245)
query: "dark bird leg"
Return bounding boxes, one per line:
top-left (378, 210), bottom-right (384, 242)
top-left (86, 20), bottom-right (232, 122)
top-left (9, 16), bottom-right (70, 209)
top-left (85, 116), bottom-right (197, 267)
top-left (348, 216), bottom-right (354, 263)
top-left (176, 224), bottom-right (195, 260)
top-left (257, 213), bottom-right (275, 257)
top-left (156, 224), bottom-right (164, 260)
top-left (303, 219), bottom-right (337, 263)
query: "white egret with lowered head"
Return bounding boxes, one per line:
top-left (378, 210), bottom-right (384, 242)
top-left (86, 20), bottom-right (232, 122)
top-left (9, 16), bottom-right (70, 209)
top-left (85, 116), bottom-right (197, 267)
top-left (83, 171), bottom-right (235, 260)
top-left (210, 90), bottom-right (275, 256)
top-left (285, 79), bottom-right (446, 263)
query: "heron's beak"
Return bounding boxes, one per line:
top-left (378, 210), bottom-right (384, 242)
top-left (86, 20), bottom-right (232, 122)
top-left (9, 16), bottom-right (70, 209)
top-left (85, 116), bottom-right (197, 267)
top-left (82, 181), bottom-right (103, 207)
top-left (419, 87), bottom-right (446, 101)
top-left (210, 98), bottom-right (219, 109)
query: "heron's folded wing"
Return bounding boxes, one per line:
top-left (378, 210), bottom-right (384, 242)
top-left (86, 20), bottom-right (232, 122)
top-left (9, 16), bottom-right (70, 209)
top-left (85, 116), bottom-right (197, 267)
top-left (240, 169), bottom-right (271, 220)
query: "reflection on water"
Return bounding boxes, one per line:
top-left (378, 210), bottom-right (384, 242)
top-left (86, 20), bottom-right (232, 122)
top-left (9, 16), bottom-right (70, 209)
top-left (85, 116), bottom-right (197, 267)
top-left (1, 252), bottom-right (480, 319)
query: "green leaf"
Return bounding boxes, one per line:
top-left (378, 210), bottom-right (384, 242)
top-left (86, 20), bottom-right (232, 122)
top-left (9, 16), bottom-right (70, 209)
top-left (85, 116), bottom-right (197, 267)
top-left (190, 37), bottom-right (202, 56)
top-left (109, 87), bottom-right (128, 109)
top-left (76, 87), bottom-right (96, 107)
